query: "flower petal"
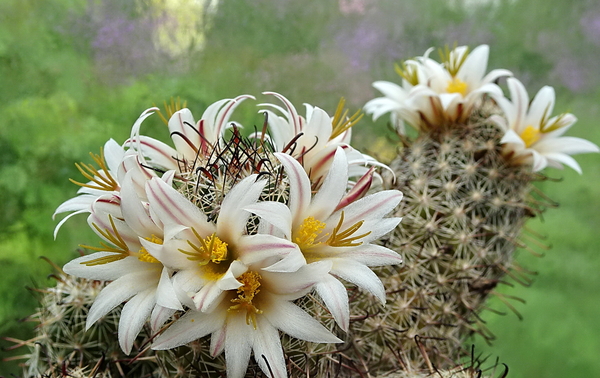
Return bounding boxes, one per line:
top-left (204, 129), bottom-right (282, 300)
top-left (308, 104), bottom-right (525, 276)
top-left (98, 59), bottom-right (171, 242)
top-left (119, 288), bottom-right (156, 354)
top-left (330, 259), bottom-right (386, 304)
top-left (263, 300), bottom-right (341, 343)
top-left (315, 275), bottom-right (349, 331)
top-left (86, 268), bottom-right (158, 329)
top-left (152, 309), bottom-right (225, 350)
top-left (274, 152), bottom-right (311, 224)
top-left (253, 317), bottom-right (287, 378)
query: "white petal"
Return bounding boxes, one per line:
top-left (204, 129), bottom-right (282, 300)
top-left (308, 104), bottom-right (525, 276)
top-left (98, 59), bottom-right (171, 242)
top-left (153, 309), bottom-right (224, 350)
top-left (274, 152), bottom-right (311, 224)
top-left (341, 244), bottom-right (403, 267)
top-left (236, 234), bottom-right (298, 267)
top-left (168, 108), bottom-right (199, 161)
top-left (262, 260), bottom-right (332, 295)
top-left (120, 171), bottom-right (161, 236)
top-left (150, 305), bottom-right (176, 333)
top-left (64, 254), bottom-right (145, 281)
top-left (193, 281), bottom-right (226, 312)
top-left (303, 107), bottom-right (332, 149)
top-left (330, 259), bottom-right (386, 304)
top-left (253, 317), bottom-right (287, 378)
top-left (209, 325), bottom-right (227, 357)
top-left (536, 136), bottom-right (599, 155)
top-left (338, 190), bottom-right (403, 226)
top-left (543, 152), bottom-right (582, 173)
top-left (504, 78), bottom-right (529, 133)
top-left (156, 268), bottom-right (183, 310)
top-left (86, 269), bottom-right (158, 329)
top-left (372, 81), bottom-right (409, 101)
top-left (261, 247), bottom-right (306, 273)
top-left (309, 148), bottom-right (348, 220)
top-left (225, 312), bottom-right (255, 378)
top-left (217, 175), bottom-right (265, 242)
top-left (119, 288), bottom-right (156, 354)
top-left (146, 177), bottom-right (213, 233)
top-left (315, 276), bottom-right (349, 331)
top-left (245, 202), bottom-right (293, 238)
top-left (458, 44), bottom-right (489, 87)
top-left (500, 129), bottom-right (526, 147)
top-left (526, 86), bottom-right (555, 127)
top-left (264, 300), bottom-right (341, 343)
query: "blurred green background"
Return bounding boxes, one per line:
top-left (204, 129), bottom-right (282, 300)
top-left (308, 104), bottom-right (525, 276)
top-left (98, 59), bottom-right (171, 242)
top-left (1, 0), bottom-right (599, 376)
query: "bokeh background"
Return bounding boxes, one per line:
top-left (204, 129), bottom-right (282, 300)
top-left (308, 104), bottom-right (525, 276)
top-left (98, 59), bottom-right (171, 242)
top-left (1, 0), bottom-right (599, 376)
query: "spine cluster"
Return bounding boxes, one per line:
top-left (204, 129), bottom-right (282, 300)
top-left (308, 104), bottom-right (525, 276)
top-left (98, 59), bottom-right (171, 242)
top-left (345, 101), bottom-right (547, 374)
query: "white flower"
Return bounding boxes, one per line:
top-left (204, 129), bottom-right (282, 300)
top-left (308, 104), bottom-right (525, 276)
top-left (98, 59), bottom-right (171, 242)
top-left (257, 92), bottom-right (382, 186)
top-left (127, 95), bottom-right (254, 173)
top-left (62, 172), bottom-right (181, 354)
top-left (53, 109), bottom-right (158, 238)
top-left (494, 78), bottom-right (599, 173)
top-left (152, 259), bottom-right (340, 378)
top-left (246, 149), bottom-right (403, 331)
top-left (364, 59), bottom-right (425, 133)
top-left (144, 174), bottom-right (300, 312)
top-left (366, 45), bottom-right (512, 130)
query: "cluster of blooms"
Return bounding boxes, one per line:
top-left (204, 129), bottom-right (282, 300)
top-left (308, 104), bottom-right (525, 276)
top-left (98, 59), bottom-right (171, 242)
top-left (365, 44), bottom-right (599, 173)
top-left (54, 93), bottom-right (403, 378)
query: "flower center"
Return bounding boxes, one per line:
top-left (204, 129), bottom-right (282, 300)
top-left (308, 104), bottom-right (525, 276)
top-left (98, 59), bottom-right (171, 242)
top-left (228, 271), bottom-right (263, 329)
top-left (294, 212), bottom-right (372, 257)
top-left (137, 235), bottom-right (163, 263)
top-left (446, 77), bottom-right (468, 96)
top-left (295, 216), bottom-right (326, 250)
top-left (179, 230), bottom-right (228, 266)
top-left (520, 125), bottom-right (541, 148)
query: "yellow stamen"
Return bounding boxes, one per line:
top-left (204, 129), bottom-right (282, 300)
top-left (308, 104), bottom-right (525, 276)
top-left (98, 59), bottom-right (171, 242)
top-left (156, 97), bottom-right (188, 126)
top-left (330, 98), bottom-right (364, 140)
top-left (295, 216), bottom-right (326, 250)
top-left (138, 250), bottom-right (160, 263)
top-left (326, 212), bottom-right (371, 247)
top-left (446, 77), bottom-right (469, 96)
top-left (179, 230), bottom-right (228, 266)
top-left (137, 235), bottom-right (163, 263)
top-left (236, 271), bottom-right (262, 300)
top-left (79, 216), bottom-right (130, 266)
top-left (69, 148), bottom-right (119, 192)
top-left (395, 61), bottom-right (420, 86)
top-left (439, 44), bottom-right (468, 76)
top-left (228, 271), bottom-right (263, 329)
top-left (541, 113), bottom-right (569, 133)
top-left (520, 125), bottom-right (541, 148)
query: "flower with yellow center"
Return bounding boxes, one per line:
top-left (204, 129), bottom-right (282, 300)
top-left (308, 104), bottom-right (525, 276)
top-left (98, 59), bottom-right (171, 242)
top-left (246, 149), bottom-right (403, 331)
top-left (153, 259), bottom-right (340, 378)
top-left (62, 172), bottom-right (182, 355)
top-left (366, 44), bottom-right (512, 130)
top-left (145, 173), bottom-right (299, 313)
top-left (494, 78), bottom-right (599, 173)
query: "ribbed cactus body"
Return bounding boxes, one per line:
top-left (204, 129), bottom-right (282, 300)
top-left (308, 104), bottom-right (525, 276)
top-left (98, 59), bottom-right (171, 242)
top-left (345, 102), bottom-right (544, 374)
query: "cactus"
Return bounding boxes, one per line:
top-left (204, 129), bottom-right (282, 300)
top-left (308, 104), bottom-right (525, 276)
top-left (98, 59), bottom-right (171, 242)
top-left (346, 99), bottom-right (546, 374)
